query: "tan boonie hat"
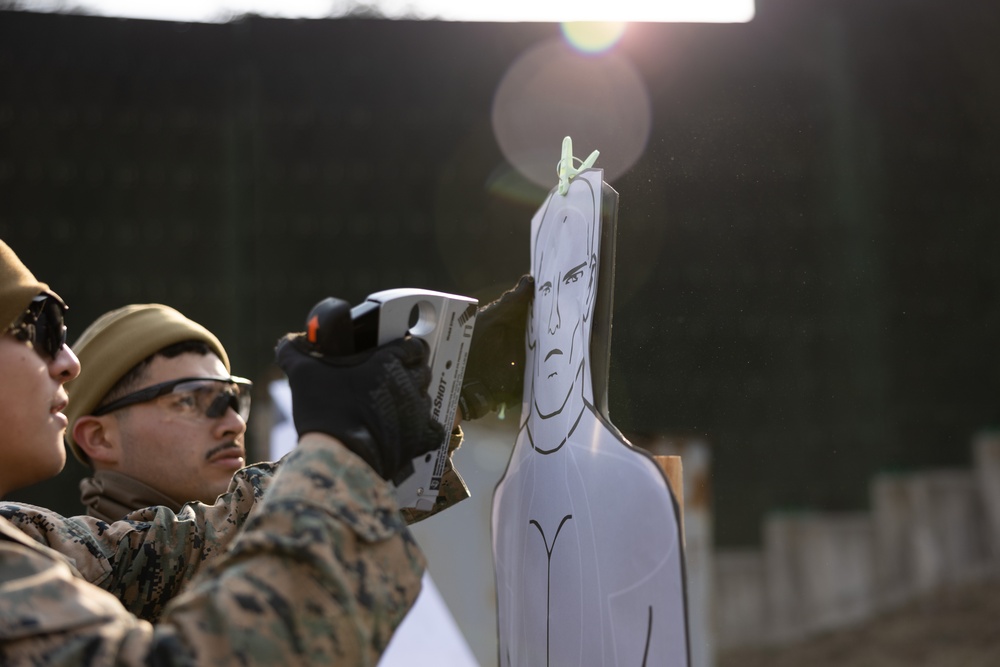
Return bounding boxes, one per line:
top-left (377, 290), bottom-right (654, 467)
top-left (0, 239), bottom-right (62, 331)
top-left (65, 304), bottom-right (230, 465)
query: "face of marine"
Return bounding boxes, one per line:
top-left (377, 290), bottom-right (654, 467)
top-left (78, 352), bottom-right (247, 504)
top-left (0, 333), bottom-right (80, 497)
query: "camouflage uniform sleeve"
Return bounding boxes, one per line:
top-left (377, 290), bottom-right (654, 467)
top-left (400, 425), bottom-right (471, 524)
top-left (0, 434), bottom-right (425, 666)
top-left (0, 460), bottom-right (278, 622)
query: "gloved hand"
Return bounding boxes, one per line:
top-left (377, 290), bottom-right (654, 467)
top-left (276, 334), bottom-right (444, 483)
top-left (459, 274), bottom-right (534, 420)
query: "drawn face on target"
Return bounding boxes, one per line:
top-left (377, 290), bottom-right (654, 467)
top-left (529, 179), bottom-right (598, 420)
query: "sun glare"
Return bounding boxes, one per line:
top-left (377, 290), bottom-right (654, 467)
top-left (560, 22), bottom-right (627, 53)
top-left (491, 39), bottom-right (652, 189)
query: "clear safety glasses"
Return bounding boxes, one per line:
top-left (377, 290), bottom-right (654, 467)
top-left (93, 375), bottom-right (253, 422)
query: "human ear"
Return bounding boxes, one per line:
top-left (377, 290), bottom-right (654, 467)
top-left (73, 416), bottom-right (121, 465)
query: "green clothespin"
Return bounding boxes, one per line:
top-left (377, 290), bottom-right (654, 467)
top-left (556, 136), bottom-right (600, 195)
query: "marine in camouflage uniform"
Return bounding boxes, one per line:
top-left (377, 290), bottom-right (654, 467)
top-left (0, 434), bottom-right (425, 664)
top-left (1, 392), bottom-right (466, 663)
top-left (59, 301), bottom-right (469, 526)
top-left (0, 238), bottom-right (459, 665)
top-left (0, 237), bottom-right (529, 665)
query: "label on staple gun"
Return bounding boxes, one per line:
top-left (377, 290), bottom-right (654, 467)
top-left (353, 288), bottom-right (478, 511)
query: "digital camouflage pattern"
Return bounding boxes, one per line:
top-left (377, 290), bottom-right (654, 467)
top-left (3, 459), bottom-right (277, 622)
top-left (0, 433), bottom-right (428, 665)
top-left (74, 428), bottom-right (468, 529)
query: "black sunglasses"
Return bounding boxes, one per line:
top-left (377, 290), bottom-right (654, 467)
top-left (93, 375), bottom-right (253, 421)
top-left (8, 294), bottom-right (67, 359)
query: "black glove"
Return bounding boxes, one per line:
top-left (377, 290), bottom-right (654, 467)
top-left (276, 334), bottom-right (444, 483)
top-left (459, 274), bottom-right (534, 420)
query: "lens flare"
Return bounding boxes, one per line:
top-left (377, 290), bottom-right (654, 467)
top-left (560, 22), bottom-right (627, 53)
top-left (491, 38), bottom-right (651, 189)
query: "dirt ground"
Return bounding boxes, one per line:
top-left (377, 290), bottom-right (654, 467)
top-left (717, 576), bottom-right (1000, 667)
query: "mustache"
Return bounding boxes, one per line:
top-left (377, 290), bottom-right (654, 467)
top-left (544, 348), bottom-right (563, 362)
top-left (205, 441), bottom-right (244, 461)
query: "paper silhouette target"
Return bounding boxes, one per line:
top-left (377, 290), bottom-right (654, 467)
top-left (491, 168), bottom-right (690, 666)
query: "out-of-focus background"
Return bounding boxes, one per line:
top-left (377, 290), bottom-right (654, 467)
top-left (3, 0), bottom-right (1000, 664)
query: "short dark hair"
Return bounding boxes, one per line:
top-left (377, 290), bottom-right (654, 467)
top-left (97, 340), bottom-right (216, 409)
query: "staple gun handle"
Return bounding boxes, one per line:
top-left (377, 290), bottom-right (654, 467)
top-left (305, 297), bottom-right (355, 356)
